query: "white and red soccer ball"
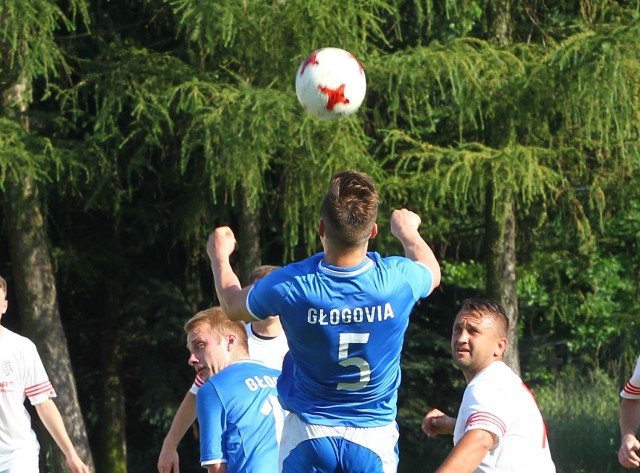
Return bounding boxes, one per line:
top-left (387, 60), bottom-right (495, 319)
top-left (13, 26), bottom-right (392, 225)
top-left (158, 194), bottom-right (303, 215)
top-left (295, 47), bottom-right (367, 121)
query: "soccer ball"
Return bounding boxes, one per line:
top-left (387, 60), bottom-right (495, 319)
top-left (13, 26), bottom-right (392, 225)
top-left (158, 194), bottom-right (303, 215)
top-left (295, 47), bottom-right (367, 121)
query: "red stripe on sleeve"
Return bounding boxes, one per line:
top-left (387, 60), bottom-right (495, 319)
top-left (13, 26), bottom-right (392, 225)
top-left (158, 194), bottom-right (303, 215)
top-left (466, 411), bottom-right (507, 436)
top-left (25, 380), bottom-right (54, 398)
top-left (624, 381), bottom-right (640, 396)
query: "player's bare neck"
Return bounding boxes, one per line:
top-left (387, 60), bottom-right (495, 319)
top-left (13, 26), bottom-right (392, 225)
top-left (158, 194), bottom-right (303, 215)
top-left (323, 247), bottom-right (367, 268)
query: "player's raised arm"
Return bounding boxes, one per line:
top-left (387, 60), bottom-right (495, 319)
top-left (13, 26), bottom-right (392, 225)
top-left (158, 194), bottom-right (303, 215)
top-left (206, 228), bottom-right (253, 322)
top-left (390, 209), bottom-right (441, 289)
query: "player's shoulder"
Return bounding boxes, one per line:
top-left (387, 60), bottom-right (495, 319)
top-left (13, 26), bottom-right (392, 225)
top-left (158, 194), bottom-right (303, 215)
top-left (238, 359), bottom-right (281, 374)
top-left (373, 251), bottom-right (416, 265)
top-left (468, 362), bottom-right (516, 389)
top-left (256, 254), bottom-right (322, 284)
top-left (224, 359), bottom-right (280, 377)
top-left (3, 328), bottom-right (37, 349)
top-left (372, 252), bottom-right (429, 274)
top-left (284, 253), bottom-right (324, 274)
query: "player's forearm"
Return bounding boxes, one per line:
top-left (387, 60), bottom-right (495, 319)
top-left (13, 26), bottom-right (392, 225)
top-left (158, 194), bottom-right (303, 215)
top-left (211, 255), bottom-right (239, 308)
top-left (435, 430), bottom-right (493, 473)
top-left (398, 232), bottom-right (441, 288)
top-left (209, 258), bottom-right (251, 321)
top-left (163, 393), bottom-right (197, 449)
top-left (35, 400), bottom-right (78, 458)
top-left (620, 398), bottom-right (640, 438)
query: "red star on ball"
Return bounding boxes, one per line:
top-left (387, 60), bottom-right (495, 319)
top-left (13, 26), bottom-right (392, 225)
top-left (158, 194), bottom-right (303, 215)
top-left (318, 84), bottom-right (349, 111)
top-left (299, 51), bottom-right (320, 76)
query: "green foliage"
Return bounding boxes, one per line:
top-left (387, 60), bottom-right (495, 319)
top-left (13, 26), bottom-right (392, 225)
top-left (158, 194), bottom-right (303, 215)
top-left (541, 23), bottom-right (640, 164)
top-left (4, 0), bottom-right (640, 471)
top-left (168, 0), bottom-right (397, 71)
top-left (0, 117), bottom-right (51, 185)
top-left (0, 0), bottom-right (88, 86)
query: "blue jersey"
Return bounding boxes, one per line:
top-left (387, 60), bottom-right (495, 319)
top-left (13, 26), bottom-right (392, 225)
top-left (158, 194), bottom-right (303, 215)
top-left (196, 360), bottom-right (284, 472)
top-left (247, 252), bottom-right (434, 427)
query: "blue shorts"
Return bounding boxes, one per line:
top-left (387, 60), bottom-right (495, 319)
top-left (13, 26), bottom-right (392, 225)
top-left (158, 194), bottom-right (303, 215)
top-left (279, 413), bottom-right (399, 473)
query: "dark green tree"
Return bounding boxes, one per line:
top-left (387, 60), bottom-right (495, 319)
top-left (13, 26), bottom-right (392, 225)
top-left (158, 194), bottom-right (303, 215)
top-left (0, 0), bottom-right (94, 471)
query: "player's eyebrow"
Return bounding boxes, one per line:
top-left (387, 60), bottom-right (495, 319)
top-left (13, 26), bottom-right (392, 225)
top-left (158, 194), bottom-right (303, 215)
top-left (186, 336), bottom-right (203, 350)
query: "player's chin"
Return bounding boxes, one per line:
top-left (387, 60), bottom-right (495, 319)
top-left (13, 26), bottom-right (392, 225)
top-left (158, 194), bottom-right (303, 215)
top-left (452, 352), bottom-right (470, 367)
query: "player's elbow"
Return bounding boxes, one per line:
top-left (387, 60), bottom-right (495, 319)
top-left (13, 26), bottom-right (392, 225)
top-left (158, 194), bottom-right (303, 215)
top-left (431, 266), bottom-right (442, 289)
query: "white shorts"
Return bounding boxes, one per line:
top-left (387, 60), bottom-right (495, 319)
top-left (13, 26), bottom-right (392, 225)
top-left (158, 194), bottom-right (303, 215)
top-left (279, 413), bottom-right (399, 473)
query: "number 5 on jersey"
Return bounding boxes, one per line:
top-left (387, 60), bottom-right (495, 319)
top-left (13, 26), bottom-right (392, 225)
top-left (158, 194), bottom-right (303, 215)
top-left (337, 333), bottom-right (371, 391)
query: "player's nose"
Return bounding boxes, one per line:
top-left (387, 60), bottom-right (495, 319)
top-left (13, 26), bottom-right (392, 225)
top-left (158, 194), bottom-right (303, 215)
top-left (188, 353), bottom-right (199, 366)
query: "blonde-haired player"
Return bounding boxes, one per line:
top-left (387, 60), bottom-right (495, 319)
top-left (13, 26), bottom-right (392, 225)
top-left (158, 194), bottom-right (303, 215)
top-left (186, 306), bottom-right (284, 472)
top-left (158, 266), bottom-right (288, 473)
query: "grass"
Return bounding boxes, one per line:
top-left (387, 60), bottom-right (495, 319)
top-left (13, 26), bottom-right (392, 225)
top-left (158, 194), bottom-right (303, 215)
top-left (535, 367), bottom-right (622, 473)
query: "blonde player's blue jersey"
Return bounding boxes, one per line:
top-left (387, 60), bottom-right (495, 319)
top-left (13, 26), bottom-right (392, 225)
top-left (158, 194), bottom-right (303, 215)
top-left (196, 360), bottom-right (284, 472)
top-left (247, 252), bottom-right (434, 427)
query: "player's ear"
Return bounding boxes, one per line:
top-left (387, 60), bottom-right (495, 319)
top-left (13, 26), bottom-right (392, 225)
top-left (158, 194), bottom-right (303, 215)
top-left (318, 219), bottom-right (325, 237)
top-left (369, 223), bottom-right (378, 240)
top-left (226, 333), bottom-right (238, 352)
top-left (495, 337), bottom-right (508, 357)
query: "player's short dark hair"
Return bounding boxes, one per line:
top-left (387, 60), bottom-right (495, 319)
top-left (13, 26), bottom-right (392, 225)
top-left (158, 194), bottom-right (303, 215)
top-left (0, 276), bottom-right (6, 294)
top-left (460, 298), bottom-right (510, 335)
top-left (184, 306), bottom-right (249, 352)
top-left (248, 265), bottom-right (280, 285)
top-left (320, 171), bottom-right (379, 249)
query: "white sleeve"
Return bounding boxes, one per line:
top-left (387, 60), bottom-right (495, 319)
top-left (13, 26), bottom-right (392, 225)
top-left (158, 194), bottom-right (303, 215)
top-left (189, 374), bottom-right (205, 395)
top-left (621, 356), bottom-right (640, 399)
top-left (24, 340), bottom-right (56, 405)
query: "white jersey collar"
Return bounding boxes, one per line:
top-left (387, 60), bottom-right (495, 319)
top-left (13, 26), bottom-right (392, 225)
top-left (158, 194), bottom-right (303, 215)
top-left (317, 255), bottom-right (374, 278)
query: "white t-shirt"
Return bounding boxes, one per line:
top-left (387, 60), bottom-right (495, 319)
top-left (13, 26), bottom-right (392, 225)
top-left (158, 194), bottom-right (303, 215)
top-left (189, 322), bottom-right (288, 394)
top-left (0, 328), bottom-right (56, 468)
top-left (453, 361), bottom-right (556, 473)
top-left (621, 355), bottom-right (640, 399)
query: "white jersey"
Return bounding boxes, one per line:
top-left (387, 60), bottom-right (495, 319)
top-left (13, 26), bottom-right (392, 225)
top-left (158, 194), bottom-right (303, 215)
top-left (621, 355), bottom-right (640, 399)
top-left (453, 361), bottom-right (556, 473)
top-left (189, 322), bottom-right (288, 394)
top-left (0, 328), bottom-right (56, 469)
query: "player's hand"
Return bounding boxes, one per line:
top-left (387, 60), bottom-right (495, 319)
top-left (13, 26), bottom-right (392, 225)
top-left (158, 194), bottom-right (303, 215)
top-left (618, 434), bottom-right (640, 468)
top-left (207, 227), bottom-right (237, 263)
top-left (422, 408), bottom-right (455, 437)
top-left (157, 445), bottom-right (180, 473)
top-left (390, 209), bottom-right (421, 241)
top-left (65, 451), bottom-right (90, 473)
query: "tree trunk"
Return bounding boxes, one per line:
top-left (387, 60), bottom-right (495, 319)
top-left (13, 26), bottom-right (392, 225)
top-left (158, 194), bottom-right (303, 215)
top-left (484, 0), bottom-right (520, 375)
top-left (489, 0), bottom-right (512, 46)
top-left (3, 174), bottom-right (95, 472)
top-left (96, 288), bottom-right (127, 473)
top-left (484, 190), bottom-right (520, 375)
top-left (237, 189), bottom-right (261, 285)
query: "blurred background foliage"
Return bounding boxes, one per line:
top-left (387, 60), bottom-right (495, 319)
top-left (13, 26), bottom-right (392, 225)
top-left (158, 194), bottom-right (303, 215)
top-left (1, 0), bottom-right (639, 471)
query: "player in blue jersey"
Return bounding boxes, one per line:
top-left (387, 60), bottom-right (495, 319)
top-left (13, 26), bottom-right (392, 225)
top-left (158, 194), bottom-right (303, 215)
top-left (206, 171), bottom-right (441, 473)
top-left (158, 266), bottom-right (288, 473)
top-left (185, 306), bottom-right (285, 472)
